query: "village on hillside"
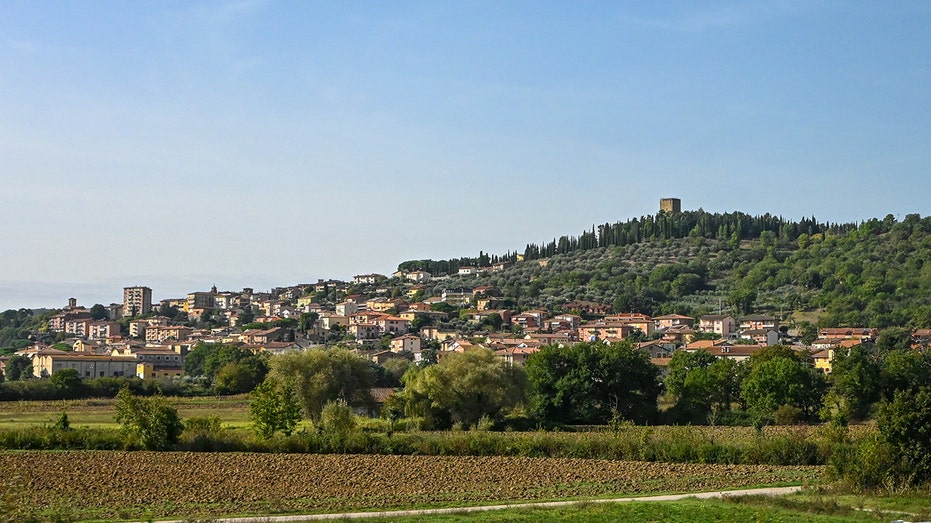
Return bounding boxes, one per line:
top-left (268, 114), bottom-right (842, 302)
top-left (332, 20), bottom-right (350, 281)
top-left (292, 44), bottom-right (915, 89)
top-left (3, 267), bottom-right (928, 384)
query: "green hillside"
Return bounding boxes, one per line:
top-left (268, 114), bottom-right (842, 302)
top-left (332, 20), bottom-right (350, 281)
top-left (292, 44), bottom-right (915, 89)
top-left (404, 211), bottom-right (931, 328)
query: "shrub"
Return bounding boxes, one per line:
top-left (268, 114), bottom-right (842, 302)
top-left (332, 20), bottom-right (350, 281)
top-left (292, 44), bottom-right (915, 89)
top-left (53, 411), bottom-right (70, 431)
top-left (828, 435), bottom-right (905, 491)
top-left (114, 387), bottom-right (184, 450)
top-left (774, 405), bottom-right (804, 425)
top-left (319, 400), bottom-right (356, 438)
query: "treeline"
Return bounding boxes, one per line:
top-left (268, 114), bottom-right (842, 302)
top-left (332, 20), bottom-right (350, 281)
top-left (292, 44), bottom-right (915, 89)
top-left (398, 210), bottom-right (856, 274)
top-left (397, 251), bottom-right (521, 276)
top-left (0, 375), bottom-right (200, 402)
top-left (522, 210), bottom-right (851, 261)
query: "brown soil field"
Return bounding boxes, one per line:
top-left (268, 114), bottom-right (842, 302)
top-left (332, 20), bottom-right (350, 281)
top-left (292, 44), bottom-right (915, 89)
top-left (0, 451), bottom-right (822, 521)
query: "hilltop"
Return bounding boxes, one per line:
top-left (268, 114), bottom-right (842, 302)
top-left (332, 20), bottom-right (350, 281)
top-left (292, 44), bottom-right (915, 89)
top-left (400, 210), bottom-right (931, 329)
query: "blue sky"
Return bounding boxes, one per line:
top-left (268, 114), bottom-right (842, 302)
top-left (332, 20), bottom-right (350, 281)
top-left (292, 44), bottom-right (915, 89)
top-left (1, 1), bottom-right (929, 310)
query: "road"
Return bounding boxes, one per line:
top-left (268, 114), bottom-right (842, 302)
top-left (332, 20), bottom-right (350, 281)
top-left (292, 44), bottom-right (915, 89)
top-left (146, 485), bottom-right (804, 523)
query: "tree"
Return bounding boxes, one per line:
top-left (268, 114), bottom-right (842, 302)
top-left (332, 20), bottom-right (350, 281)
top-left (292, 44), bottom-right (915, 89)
top-left (419, 340), bottom-right (440, 366)
top-left (49, 368), bottom-right (83, 399)
top-left (880, 349), bottom-right (931, 401)
top-left (250, 378), bottom-right (302, 438)
top-left (114, 387), bottom-right (183, 450)
top-left (429, 302), bottom-right (455, 315)
top-left (89, 304), bottom-right (109, 321)
top-left (183, 342), bottom-right (268, 389)
top-left (877, 387), bottom-right (931, 484)
top-left (269, 348), bottom-right (375, 421)
top-left (665, 350), bottom-right (741, 422)
top-left (876, 327), bottom-right (914, 352)
top-left (381, 358), bottom-right (411, 385)
top-left (213, 357), bottom-right (268, 395)
top-left (741, 353), bottom-right (827, 423)
top-left (728, 286), bottom-right (757, 315)
top-left (827, 344), bottom-right (882, 421)
top-left (526, 341), bottom-right (661, 425)
top-left (299, 312), bottom-right (319, 335)
top-left (797, 322), bottom-right (818, 345)
top-left (318, 400), bottom-right (356, 438)
top-left (157, 303), bottom-right (181, 320)
top-left (410, 314), bottom-right (433, 332)
top-left (4, 355), bottom-right (32, 381)
top-left (239, 308), bottom-right (255, 325)
top-left (402, 348), bottom-right (526, 429)
top-left (480, 313), bottom-right (503, 331)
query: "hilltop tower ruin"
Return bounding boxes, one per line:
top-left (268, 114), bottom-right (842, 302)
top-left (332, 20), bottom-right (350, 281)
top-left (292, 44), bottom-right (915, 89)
top-left (660, 197), bottom-right (681, 213)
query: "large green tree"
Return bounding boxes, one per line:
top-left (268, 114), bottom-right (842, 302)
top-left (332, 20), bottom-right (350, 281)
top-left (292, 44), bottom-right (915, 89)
top-left (269, 348), bottom-right (375, 421)
top-left (402, 348), bottom-right (525, 429)
top-left (877, 387), bottom-right (931, 484)
top-left (880, 349), bottom-right (931, 401)
top-left (665, 349), bottom-right (742, 422)
top-left (741, 347), bottom-right (827, 422)
top-left (4, 355), bottom-right (32, 381)
top-left (49, 368), bottom-right (83, 399)
top-left (827, 344), bottom-right (882, 422)
top-left (526, 341), bottom-right (661, 425)
top-left (89, 304), bottom-right (109, 321)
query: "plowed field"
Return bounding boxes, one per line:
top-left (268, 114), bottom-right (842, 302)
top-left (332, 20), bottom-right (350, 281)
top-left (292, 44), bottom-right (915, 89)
top-left (0, 451), bottom-right (821, 521)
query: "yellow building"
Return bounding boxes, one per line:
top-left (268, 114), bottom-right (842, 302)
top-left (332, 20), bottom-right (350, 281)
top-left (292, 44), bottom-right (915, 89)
top-left (33, 350), bottom-right (137, 379)
top-left (136, 363), bottom-right (184, 380)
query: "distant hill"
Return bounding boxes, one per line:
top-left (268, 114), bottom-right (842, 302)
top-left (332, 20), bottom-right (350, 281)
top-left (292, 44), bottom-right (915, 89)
top-left (399, 210), bottom-right (853, 274)
top-left (401, 211), bottom-right (931, 329)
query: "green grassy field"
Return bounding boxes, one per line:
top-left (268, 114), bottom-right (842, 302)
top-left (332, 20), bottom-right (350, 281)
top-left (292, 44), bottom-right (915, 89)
top-left (0, 396), bottom-right (255, 429)
top-left (346, 499), bottom-right (883, 523)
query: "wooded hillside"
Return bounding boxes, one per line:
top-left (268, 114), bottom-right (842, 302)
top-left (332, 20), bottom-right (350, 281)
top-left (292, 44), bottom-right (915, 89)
top-left (403, 211), bottom-right (931, 328)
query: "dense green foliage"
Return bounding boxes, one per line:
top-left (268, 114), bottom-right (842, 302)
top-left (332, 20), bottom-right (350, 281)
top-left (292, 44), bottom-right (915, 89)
top-left (182, 341), bottom-right (269, 393)
top-left (400, 210), bottom-right (842, 274)
top-left (526, 341), bottom-right (661, 425)
top-left (114, 387), bottom-right (183, 450)
top-left (4, 354), bottom-right (32, 381)
top-left (741, 352), bottom-right (827, 423)
top-left (250, 377), bottom-right (302, 438)
top-left (665, 350), bottom-right (742, 423)
top-left (0, 308), bottom-right (55, 353)
top-left (269, 348), bottom-right (375, 421)
top-left (401, 212), bottom-right (931, 328)
top-left (0, 421), bottom-right (839, 467)
top-left (401, 348), bottom-right (526, 429)
top-left (0, 375), bottom-right (203, 401)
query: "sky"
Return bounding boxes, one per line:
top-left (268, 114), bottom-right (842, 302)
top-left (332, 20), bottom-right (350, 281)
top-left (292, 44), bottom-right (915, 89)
top-left (1, 1), bottom-right (930, 310)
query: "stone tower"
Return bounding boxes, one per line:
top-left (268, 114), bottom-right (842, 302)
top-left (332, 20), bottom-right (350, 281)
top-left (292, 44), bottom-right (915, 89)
top-left (660, 198), bottom-right (681, 213)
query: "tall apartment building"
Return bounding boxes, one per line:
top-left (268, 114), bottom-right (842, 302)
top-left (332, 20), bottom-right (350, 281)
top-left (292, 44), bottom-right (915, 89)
top-left (123, 286), bottom-right (153, 317)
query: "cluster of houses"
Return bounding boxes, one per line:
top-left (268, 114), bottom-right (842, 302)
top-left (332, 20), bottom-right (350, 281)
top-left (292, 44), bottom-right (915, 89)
top-left (3, 275), bottom-right (928, 383)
